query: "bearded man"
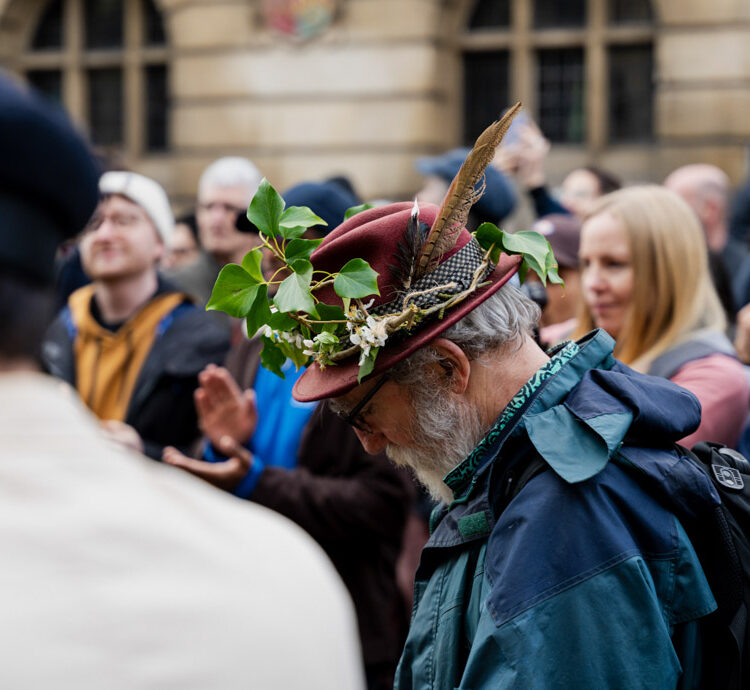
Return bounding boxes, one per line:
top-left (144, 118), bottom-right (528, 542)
top-left (280, 199), bottom-right (720, 689)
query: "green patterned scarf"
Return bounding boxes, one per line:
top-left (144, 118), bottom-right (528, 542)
top-left (444, 340), bottom-right (580, 496)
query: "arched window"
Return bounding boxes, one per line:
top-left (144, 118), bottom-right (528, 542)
top-left (22, 0), bottom-right (169, 155)
top-left (462, 0), bottom-right (654, 150)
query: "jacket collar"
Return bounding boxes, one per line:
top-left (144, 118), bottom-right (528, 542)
top-left (428, 330), bottom-right (618, 547)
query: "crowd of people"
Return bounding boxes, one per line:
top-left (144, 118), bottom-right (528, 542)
top-left (3, 72), bottom-right (750, 689)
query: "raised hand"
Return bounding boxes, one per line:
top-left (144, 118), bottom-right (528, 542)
top-left (194, 364), bottom-right (257, 448)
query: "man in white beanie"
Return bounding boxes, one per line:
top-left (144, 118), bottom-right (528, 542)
top-left (43, 171), bottom-right (230, 459)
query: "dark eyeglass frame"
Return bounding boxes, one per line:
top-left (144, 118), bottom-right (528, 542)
top-left (339, 374), bottom-right (389, 432)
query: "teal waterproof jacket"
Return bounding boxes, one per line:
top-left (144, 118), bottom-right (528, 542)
top-left (395, 331), bottom-right (719, 690)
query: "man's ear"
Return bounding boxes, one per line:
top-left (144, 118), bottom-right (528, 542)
top-left (430, 338), bottom-right (471, 394)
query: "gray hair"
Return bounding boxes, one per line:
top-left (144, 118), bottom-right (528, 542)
top-left (390, 282), bottom-right (540, 387)
top-left (198, 157), bottom-right (262, 198)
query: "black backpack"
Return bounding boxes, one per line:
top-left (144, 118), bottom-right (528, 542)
top-left (508, 441), bottom-right (750, 689)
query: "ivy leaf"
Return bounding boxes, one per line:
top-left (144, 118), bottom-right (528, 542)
top-left (500, 231), bottom-right (550, 280)
top-left (280, 205), bottom-right (326, 232)
top-left (206, 264), bottom-right (262, 318)
top-left (245, 284), bottom-right (273, 338)
top-left (344, 203), bottom-right (375, 220)
top-left (285, 238), bottom-right (323, 264)
top-left (334, 258), bottom-right (380, 299)
top-left (474, 223), bottom-right (504, 263)
top-left (315, 331), bottom-right (339, 346)
top-left (268, 311), bottom-right (298, 331)
top-left (315, 303), bottom-right (347, 334)
top-left (357, 346), bottom-right (379, 384)
top-left (241, 248), bottom-right (265, 283)
top-left (518, 261), bottom-right (529, 284)
top-left (260, 336), bottom-right (286, 378)
top-left (278, 340), bottom-right (309, 370)
top-left (277, 226), bottom-right (307, 241)
top-left (289, 258), bottom-right (312, 275)
top-left (274, 263), bottom-right (314, 313)
top-left (247, 178), bottom-right (285, 237)
top-left (545, 249), bottom-right (564, 286)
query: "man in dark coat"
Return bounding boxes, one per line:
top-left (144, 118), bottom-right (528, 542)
top-left (43, 171), bottom-right (229, 458)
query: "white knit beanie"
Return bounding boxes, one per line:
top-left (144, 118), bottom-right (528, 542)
top-left (99, 171), bottom-right (174, 243)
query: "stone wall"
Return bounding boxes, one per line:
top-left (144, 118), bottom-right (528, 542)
top-left (1, 0), bottom-right (749, 207)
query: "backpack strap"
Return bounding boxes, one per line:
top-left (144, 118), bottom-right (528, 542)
top-left (647, 331), bottom-right (737, 379)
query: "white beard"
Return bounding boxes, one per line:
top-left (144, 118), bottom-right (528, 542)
top-left (386, 393), bottom-right (485, 506)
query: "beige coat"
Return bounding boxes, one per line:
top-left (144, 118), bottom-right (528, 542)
top-left (0, 372), bottom-right (364, 689)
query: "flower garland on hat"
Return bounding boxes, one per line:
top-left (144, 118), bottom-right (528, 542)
top-left (206, 105), bottom-right (563, 381)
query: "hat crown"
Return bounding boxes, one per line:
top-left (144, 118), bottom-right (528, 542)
top-left (309, 202), bottom-right (473, 309)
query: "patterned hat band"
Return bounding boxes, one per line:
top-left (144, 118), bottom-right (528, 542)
top-left (370, 237), bottom-right (495, 318)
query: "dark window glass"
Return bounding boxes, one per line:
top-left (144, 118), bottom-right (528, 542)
top-left (537, 48), bottom-right (584, 143)
top-left (31, 0), bottom-right (63, 50)
top-left (609, 0), bottom-right (653, 24)
top-left (143, 0), bottom-right (166, 45)
top-left (88, 68), bottom-right (123, 145)
top-left (534, 0), bottom-right (585, 28)
top-left (469, 0), bottom-right (511, 29)
top-left (145, 65), bottom-right (168, 151)
top-left (27, 70), bottom-right (62, 103)
top-left (608, 45), bottom-right (653, 143)
top-left (463, 51), bottom-right (510, 145)
top-left (84, 0), bottom-right (123, 49)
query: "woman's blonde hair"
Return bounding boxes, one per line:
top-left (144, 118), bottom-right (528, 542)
top-left (573, 185), bottom-right (726, 371)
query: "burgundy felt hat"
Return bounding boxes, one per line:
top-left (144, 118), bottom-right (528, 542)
top-left (292, 201), bottom-right (521, 402)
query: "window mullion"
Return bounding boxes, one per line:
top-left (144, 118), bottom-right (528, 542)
top-left (64, 0), bottom-right (85, 127)
top-left (124, 0), bottom-right (143, 159)
top-left (586, 0), bottom-right (607, 153)
top-left (511, 0), bottom-right (534, 112)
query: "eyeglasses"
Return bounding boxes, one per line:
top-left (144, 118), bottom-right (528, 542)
top-left (83, 210), bottom-right (147, 235)
top-left (335, 374), bottom-right (389, 433)
top-left (197, 201), bottom-right (246, 216)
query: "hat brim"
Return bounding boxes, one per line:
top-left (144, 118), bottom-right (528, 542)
top-left (292, 253), bottom-right (521, 402)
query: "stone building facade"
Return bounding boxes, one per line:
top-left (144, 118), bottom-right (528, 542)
top-left (0, 0), bottom-right (748, 208)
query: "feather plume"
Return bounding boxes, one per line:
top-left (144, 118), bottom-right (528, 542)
top-left (389, 199), bottom-right (429, 292)
top-left (415, 102), bottom-right (523, 279)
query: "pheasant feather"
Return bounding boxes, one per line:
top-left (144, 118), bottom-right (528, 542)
top-left (415, 102), bottom-right (523, 279)
top-left (390, 199), bottom-right (429, 292)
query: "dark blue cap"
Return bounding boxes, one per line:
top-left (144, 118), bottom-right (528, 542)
top-left (0, 74), bottom-right (100, 283)
top-left (416, 148), bottom-right (516, 222)
top-left (282, 181), bottom-right (360, 234)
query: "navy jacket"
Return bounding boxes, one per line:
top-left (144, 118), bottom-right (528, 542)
top-left (396, 331), bottom-right (718, 689)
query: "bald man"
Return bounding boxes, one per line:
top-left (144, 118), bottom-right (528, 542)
top-left (665, 164), bottom-right (741, 318)
top-left (665, 164), bottom-right (731, 252)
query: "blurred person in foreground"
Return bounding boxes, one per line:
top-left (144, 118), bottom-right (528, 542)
top-left (164, 180), bottom-right (413, 690)
top-left (205, 113), bottom-right (720, 688)
top-left (0, 73), bottom-right (364, 690)
top-left (167, 156), bottom-right (262, 304)
top-left (43, 171), bottom-right (229, 459)
top-left (575, 185), bottom-right (749, 448)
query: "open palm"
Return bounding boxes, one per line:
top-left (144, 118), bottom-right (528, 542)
top-left (194, 364), bottom-right (257, 448)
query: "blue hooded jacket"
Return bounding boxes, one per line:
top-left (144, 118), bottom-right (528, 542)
top-left (395, 330), bottom-right (719, 690)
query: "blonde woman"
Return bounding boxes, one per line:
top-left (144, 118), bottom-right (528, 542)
top-left (575, 185), bottom-right (749, 448)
